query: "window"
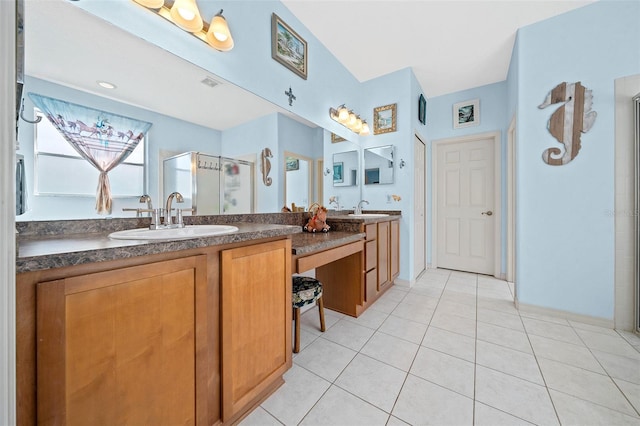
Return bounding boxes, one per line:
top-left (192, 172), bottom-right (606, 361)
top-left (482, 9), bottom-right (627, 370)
top-left (34, 109), bottom-right (145, 196)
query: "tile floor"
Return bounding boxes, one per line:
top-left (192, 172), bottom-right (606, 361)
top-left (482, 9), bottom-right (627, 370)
top-left (240, 269), bottom-right (640, 426)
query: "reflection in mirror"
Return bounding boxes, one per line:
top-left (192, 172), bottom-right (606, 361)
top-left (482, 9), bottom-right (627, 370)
top-left (333, 151), bottom-right (358, 187)
top-left (18, 0), bottom-right (325, 220)
top-left (364, 145), bottom-right (395, 185)
top-left (284, 152), bottom-right (312, 211)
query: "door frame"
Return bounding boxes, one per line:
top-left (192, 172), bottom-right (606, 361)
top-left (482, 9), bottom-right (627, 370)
top-left (431, 131), bottom-right (502, 278)
top-left (414, 133), bottom-right (427, 279)
top-left (507, 116), bottom-right (517, 287)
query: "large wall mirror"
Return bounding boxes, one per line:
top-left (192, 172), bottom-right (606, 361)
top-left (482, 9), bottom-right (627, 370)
top-left (17, 0), bottom-right (328, 220)
top-left (333, 150), bottom-right (359, 187)
top-left (364, 145), bottom-right (395, 185)
top-left (284, 152), bottom-right (313, 210)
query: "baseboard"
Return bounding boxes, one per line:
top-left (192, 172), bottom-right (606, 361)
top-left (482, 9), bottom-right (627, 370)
top-left (516, 301), bottom-right (614, 329)
top-left (394, 278), bottom-right (412, 288)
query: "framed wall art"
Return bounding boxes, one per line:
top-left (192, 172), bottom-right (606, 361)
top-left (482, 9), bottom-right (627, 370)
top-left (373, 103), bottom-right (397, 135)
top-left (333, 162), bottom-right (344, 183)
top-left (453, 99), bottom-right (480, 129)
top-left (331, 132), bottom-right (346, 143)
top-left (418, 94), bottom-right (426, 125)
top-left (271, 13), bottom-right (308, 80)
top-left (285, 157), bottom-right (299, 171)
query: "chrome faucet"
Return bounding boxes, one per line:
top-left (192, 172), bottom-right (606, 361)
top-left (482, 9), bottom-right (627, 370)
top-left (122, 194), bottom-right (154, 217)
top-left (164, 191), bottom-right (184, 227)
top-left (139, 194), bottom-right (153, 210)
top-left (355, 199), bottom-right (369, 215)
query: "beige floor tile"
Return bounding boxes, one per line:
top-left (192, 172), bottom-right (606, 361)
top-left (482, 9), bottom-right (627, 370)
top-left (435, 299), bottom-right (477, 320)
top-left (410, 347), bottom-right (475, 397)
top-left (518, 310), bottom-right (570, 326)
top-left (614, 378), bottom-right (640, 414)
top-left (360, 332), bottom-right (419, 372)
top-left (401, 292), bottom-right (439, 309)
top-left (238, 407), bottom-right (281, 426)
top-left (260, 364), bottom-right (331, 426)
top-left (342, 307), bottom-right (389, 330)
top-left (321, 319), bottom-right (376, 351)
top-left (476, 322), bottom-right (532, 354)
top-left (378, 315), bottom-right (428, 344)
top-left (368, 297), bottom-right (401, 314)
top-left (476, 340), bottom-right (544, 385)
top-left (474, 402), bottom-right (535, 426)
top-left (475, 366), bottom-right (559, 425)
top-left (379, 286), bottom-right (409, 303)
top-left (550, 389), bottom-right (640, 426)
top-left (592, 349), bottom-right (640, 384)
top-left (569, 320), bottom-right (621, 336)
top-left (477, 307), bottom-right (524, 331)
top-left (300, 385), bottom-right (389, 426)
top-left (390, 302), bottom-right (434, 325)
top-left (422, 326), bottom-right (476, 362)
top-left (407, 285), bottom-right (443, 299)
top-left (293, 338), bottom-right (357, 382)
top-left (334, 354), bottom-right (407, 413)
top-left (440, 290), bottom-right (477, 307)
top-left (528, 334), bottom-right (605, 374)
top-left (392, 374), bottom-right (474, 426)
top-left (575, 328), bottom-right (640, 359)
top-left (538, 357), bottom-right (637, 416)
top-left (522, 317), bottom-right (583, 345)
top-left (300, 307), bottom-right (341, 332)
top-left (385, 415), bottom-right (411, 426)
top-left (430, 311), bottom-right (477, 338)
top-left (476, 297), bottom-right (519, 315)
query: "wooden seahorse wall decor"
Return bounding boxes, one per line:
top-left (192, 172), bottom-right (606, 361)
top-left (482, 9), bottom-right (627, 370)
top-left (538, 81), bottom-right (597, 166)
top-left (260, 147), bottom-right (273, 186)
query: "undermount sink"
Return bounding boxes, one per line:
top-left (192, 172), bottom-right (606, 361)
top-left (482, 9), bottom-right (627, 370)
top-left (347, 213), bottom-right (390, 218)
top-left (108, 225), bottom-right (239, 241)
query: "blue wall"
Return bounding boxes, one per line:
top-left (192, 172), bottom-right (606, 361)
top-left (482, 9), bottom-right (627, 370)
top-left (514, 0), bottom-right (640, 319)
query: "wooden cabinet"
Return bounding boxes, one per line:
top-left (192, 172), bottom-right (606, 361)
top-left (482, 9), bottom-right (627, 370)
top-left (24, 237), bottom-right (293, 426)
top-left (36, 255), bottom-right (208, 426)
top-left (364, 218), bottom-right (400, 304)
top-left (220, 239), bottom-right (292, 422)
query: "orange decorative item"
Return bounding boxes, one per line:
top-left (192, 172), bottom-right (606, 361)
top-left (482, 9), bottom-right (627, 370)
top-left (303, 206), bottom-right (330, 233)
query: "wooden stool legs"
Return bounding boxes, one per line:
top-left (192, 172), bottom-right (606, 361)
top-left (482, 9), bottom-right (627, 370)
top-left (293, 295), bottom-right (325, 353)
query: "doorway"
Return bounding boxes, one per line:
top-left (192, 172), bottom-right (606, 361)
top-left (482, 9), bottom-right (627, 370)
top-left (432, 132), bottom-right (501, 276)
top-left (284, 151), bottom-right (313, 211)
top-left (414, 134), bottom-right (426, 278)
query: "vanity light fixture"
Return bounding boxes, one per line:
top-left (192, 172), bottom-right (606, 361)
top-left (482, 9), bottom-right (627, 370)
top-left (132, 0), bottom-right (234, 52)
top-left (329, 104), bottom-right (370, 136)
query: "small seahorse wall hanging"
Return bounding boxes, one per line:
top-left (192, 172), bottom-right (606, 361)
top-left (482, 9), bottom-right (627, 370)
top-left (538, 81), bottom-right (597, 166)
top-left (260, 147), bottom-right (273, 186)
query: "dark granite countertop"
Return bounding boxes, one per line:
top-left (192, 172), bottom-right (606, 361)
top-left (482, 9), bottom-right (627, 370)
top-left (17, 222), bottom-right (302, 274)
top-left (290, 231), bottom-right (366, 256)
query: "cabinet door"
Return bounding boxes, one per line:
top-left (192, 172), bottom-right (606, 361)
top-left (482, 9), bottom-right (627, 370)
top-left (377, 221), bottom-right (390, 289)
top-left (220, 239), bottom-right (292, 421)
top-left (391, 220), bottom-right (400, 279)
top-left (37, 255), bottom-right (208, 426)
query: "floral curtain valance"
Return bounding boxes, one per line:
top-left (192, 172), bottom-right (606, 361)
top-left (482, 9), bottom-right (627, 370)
top-left (28, 93), bottom-right (152, 214)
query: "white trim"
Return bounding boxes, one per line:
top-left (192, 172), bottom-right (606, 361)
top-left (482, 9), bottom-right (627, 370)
top-left (517, 302), bottom-right (614, 330)
top-left (431, 131), bottom-right (502, 278)
top-left (1, 0), bottom-right (17, 423)
top-left (507, 115), bottom-right (517, 289)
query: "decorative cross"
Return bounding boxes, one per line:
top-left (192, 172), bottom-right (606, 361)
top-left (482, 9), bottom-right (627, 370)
top-left (285, 87), bottom-right (296, 106)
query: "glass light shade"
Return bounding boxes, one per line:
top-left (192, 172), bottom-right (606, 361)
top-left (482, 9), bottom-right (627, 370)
top-left (348, 112), bottom-right (357, 127)
top-left (206, 14), bottom-right (234, 51)
top-left (170, 0), bottom-right (203, 32)
top-left (134, 0), bottom-right (164, 8)
top-left (354, 118), bottom-right (363, 132)
top-left (360, 122), bottom-right (370, 135)
top-left (337, 106), bottom-right (349, 123)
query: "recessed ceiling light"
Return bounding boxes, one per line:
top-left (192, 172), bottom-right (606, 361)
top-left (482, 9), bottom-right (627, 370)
top-left (97, 81), bottom-right (117, 89)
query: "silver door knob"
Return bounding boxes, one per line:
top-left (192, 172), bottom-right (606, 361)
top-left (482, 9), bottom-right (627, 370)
top-left (482, 211), bottom-right (493, 216)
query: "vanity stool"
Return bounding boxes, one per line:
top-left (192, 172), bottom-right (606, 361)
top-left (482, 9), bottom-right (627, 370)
top-left (292, 276), bottom-right (326, 353)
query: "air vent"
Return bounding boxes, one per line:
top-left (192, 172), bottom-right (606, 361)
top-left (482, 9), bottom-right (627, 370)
top-left (201, 77), bottom-right (221, 88)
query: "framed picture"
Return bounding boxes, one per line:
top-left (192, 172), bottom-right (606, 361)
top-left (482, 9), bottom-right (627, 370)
top-left (333, 162), bottom-right (344, 183)
top-left (418, 94), bottom-right (426, 125)
top-left (453, 99), bottom-right (480, 129)
top-left (331, 132), bottom-right (346, 143)
top-left (285, 157), bottom-right (299, 171)
top-left (373, 103), bottom-right (397, 135)
top-left (271, 13), bottom-right (308, 80)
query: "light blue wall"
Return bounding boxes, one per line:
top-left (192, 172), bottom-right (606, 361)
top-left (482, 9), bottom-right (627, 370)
top-left (17, 76), bottom-right (221, 220)
top-left (514, 0), bottom-right (640, 319)
top-left (426, 81), bottom-right (508, 273)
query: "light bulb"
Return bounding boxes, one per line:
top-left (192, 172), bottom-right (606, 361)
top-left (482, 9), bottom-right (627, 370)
top-left (337, 106), bottom-right (349, 123)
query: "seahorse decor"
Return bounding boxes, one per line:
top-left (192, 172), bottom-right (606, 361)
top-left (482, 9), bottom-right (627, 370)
top-left (538, 81), bottom-right (597, 166)
top-left (260, 147), bottom-right (273, 186)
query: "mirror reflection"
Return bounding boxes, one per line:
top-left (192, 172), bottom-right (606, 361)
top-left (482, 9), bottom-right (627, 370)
top-left (364, 145), bottom-right (395, 185)
top-left (17, 0), bottom-right (331, 221)
top-left (333, 151), bottom-right (358, 187)
top-left (284, 152), bottom-right (313, 211)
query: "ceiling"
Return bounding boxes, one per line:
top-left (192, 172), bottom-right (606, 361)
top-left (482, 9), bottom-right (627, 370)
top-left (24, 0), bottom-right (594, 131)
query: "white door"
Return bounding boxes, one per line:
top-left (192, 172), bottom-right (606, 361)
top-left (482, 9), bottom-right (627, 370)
top-left (414, 135), bottom-right (426, 277)
top-left (436, 136), bottom-right (496, 275)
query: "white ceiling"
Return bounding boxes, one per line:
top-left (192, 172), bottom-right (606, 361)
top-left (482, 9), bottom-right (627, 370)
top-left (24, 0), bottom-right (594, 131)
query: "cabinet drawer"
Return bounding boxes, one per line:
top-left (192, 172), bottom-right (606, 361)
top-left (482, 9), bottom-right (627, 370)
top-left (365, 240), bottom-right (377, 271)
top-left (365, 269), bottom-right (378, 302)
top-left (365, 224), bottom-right (377, 240)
